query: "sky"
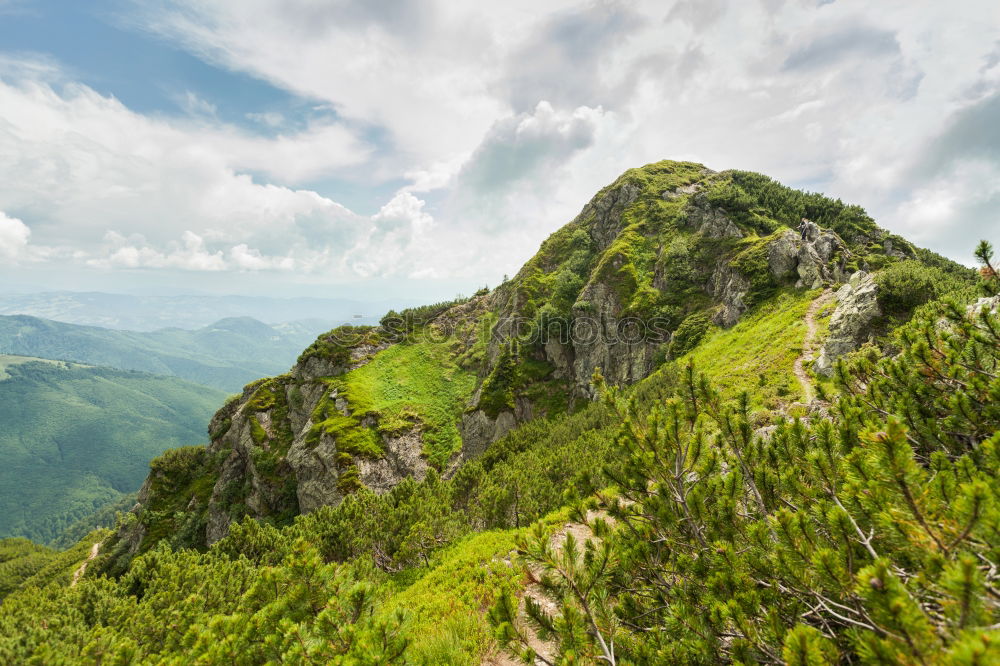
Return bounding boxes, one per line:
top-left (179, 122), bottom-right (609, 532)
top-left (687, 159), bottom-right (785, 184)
top-left (0, 0), bottom-right (998, 301)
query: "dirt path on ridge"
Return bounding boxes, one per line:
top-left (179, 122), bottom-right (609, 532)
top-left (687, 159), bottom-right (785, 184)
top-left (793, 290), bottom-right (833, 404)
top-left (71, 541), bottom-right (101, 587)
top-left (483, 511), bottom-right (611, 666)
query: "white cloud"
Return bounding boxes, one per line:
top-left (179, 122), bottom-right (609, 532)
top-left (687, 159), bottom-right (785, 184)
top-left (128, 0), bottom-right (1000, 276)
top-left (245, 111), bottom-right (284, 127)
top-left (892, 159), bottom-right (1000, 259)
top-left (0, 211), bottom-right (30, 260)
top-left (0, 68), bottom-right (379, 277)
top-left (177, 90), bottom-right (217, 117)
top-left (229, 244), bottom-right (295, 271)
top-left (347, 192), bottom-right (437, 279)
top-left (2, 1), bottom-right (1000, 294)
top-left (93, 231), bottom-right (226, 271)
top-left (131, 0), bottom-right (519, 162)
top-left (457, 101), bottom-right (605, 197)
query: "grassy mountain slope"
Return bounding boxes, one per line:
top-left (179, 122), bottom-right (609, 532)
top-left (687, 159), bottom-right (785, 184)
top-left (0, 315), bottom-right (331, 391)
top-left (0, 160), bottom-right (992, 664)
top-left (0, 356), bottom-right (225, 544)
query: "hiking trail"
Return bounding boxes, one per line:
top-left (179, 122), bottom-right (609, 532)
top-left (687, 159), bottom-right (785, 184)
top-left (793, 290), bottom-right (834, 404)
top-left (483, 511), bottom-right (612, 666)
top-left (71, 541), bottom-right (101, 587)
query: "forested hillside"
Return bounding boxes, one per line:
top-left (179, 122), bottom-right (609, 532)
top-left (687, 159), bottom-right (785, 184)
top-left (0, 315), bottom-right (333, 391)
top-left (0, 356), bottom-right (225, 544)
top-left (0, 161), bottom-right (994, 664)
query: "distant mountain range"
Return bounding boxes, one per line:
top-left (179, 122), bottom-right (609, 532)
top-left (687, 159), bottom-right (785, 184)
top-left (0, 291), bottom-right (414, 331)
top-left (0, 315), bottom-right (336, 392)
top-left (0, 355), bottom-right (226, 545)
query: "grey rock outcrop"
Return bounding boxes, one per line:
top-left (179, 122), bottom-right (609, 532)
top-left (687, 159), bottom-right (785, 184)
top-left (814, 271), bottom-right (881, 376)
top-left (588, 181), bottom-right (641, 251)
top-left (285, 432), bottom-right (342, 514)
top-left (684, 194), bottom-right (743, 239)
top-left (567, 281), bottom-right (661, 396)
top-left (356, 427), bottom-right (429, 494)
top-left (768, 229), bottom-right (850, 290)
top-left (458, 408), bottom-right (517, 460)
top-left (662, 182), bottom-right (701, 200)
top-left (710, 263), bottom-right (751, 327)
top-left (170, 334), bottom-right (447, 544)
top-left (969, 295), bottom-right (1000, 315)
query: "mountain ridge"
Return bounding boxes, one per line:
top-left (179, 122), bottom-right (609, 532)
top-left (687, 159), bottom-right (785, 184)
top-left (0, 357), bottom-right (226, 544)
top-left (0, 314), bottom-right (337, 392)
top-left (97, 159), bottom-right (973, 565)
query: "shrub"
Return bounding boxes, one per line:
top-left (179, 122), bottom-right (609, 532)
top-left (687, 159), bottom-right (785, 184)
top-left (875, 259), bottom-right (966, 315)
top-left (669, 311), bottom-right (712, 357)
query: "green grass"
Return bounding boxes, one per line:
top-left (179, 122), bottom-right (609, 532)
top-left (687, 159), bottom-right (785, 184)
top-left (333, 339), bottom-right (477, 468)
top-left (381, 529), bottom-right (524, 663)
top-left (379, 506), bottom-right (575, 663)
top-left (683, 289), bottom-right (817, 409)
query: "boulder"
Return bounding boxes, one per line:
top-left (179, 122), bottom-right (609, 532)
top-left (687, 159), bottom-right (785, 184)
top-left (767, 229), bottom-right (850, 289)
top-left (768, 231), bottom-right (800, 279)
top-left (814, 271), bottom-right (881, 376)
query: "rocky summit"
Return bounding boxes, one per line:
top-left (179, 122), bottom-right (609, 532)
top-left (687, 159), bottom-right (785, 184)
top-left (103, 160), bottom-right (945, 558)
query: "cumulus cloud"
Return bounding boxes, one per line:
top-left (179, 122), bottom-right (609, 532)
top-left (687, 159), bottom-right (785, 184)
top-left (93, 231), bottom-right (227, 271)
top-left (0, 67), bottom-right (379, 277)
top-left (456, 102), bottom-right (605, 197)
top-left (347, 192), bottom-right (437, 278)
top-left (502, 2), bottom-right (645, 112)
top-left (0, 211), bottom-right (30, 260)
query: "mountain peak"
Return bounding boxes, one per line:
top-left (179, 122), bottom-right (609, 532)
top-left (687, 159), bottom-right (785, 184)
top-left (95, 158), bottom-right (971, 564)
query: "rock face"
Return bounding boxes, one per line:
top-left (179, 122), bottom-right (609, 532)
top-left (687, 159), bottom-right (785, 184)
top-left (768, 229), bottom-right (851, 290)
top-left (814, 271), bottom-right (882, 376)
top-left (567, 281), bottom-right (662, 397)
top-left (710, 263), bottom-right (751, 327)
top-left (684, 192), bottom-right (744, 240)
top-left (458, 408), bottom-right (518, 460)
top-left (202, 348), bottom-right (437, 544)
top-left (588, 181), bottom-right (641, 251)
top-left (702, 227), bottom-right (851, 329)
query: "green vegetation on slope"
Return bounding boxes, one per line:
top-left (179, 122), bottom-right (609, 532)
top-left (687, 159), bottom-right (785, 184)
top-left (0, 358), bottom-right (225, 544)
top-left (303, 336), bottom-right (478, 473)
top-left (492, 292), bottom-right (1000, 663)
top-left (333, 339), bottom-right (477, 468)
top-left (0, 261), bottom-right (996, 663)
top-left (684, 288), bottom-right (816, 405)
